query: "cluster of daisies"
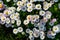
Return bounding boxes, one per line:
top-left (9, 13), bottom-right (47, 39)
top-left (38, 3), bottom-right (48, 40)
top-left (0, 0), bottom-right (60, 40)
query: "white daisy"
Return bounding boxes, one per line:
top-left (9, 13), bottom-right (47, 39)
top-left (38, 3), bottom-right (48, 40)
top-left (43, 1), bottom-right (48, 5)
top-left (4, 10), bottom-right (12, 16)
top-left (51, 31), bottom-right (56, 36)
top-left (40, 35), bottom-right (45, 40)
top-left (29, 30), bottom-right (33, 35)
top-left (43, 5), bottom-right (49, 10)
top-left (35, 4), bottom-right (41, 10)
top-left (1, 16), bottom-right (6, 22)
top-left (53, 0), bottom-right (58, 2)
top-left (27, 2), bottom-right (33, 8)
top-left (27, 7), bottom-right (33, 12)
top-left (13, 13), bottom-right (20, 20)
top-left (29, 35), bottom-right (34, 40)
top-left (26, 15), bottom-right (32, 21)
top-left (16, 20), bottom-right (21, 26)
top-left (26, 29), bottom-right (30, 33)
top-left (45, 14), bottom-right (51, 19)
top-left (22, 0), bottom-right (27, 3)
top-left (39, 10), bottom-right (45, 16)
top-left (33, 30), bottom-right (39, 38)
top-left (47, 3), bottom-right (52, 7)
top-left (49, 22), bottom-right (54, 26)
top-left (23, 20), bottom-right (29, 25)
top-left (5, 24), bottom-right (12, 28)
top-left (42, 17), bottom-right (48, 22)
top-left (30, 0), bottom-right (35, 2)
top-left (8, 7), bottom-right (16, 12)
top-left (13, 28), bottom-right (18, 34)
top-left (11, 19), bottom-right (15, 24)
top-left (52, 26), bottom-right (59, 33)
top-left (17, 1), bottom-right (22, 6)
top-left (18, 27), bottom-right (23, 32)
top-left (34, 15), bottom-right (39, 19)
top-left (17, 6), bottom-right (21, 12)
top-left (21, 6), bottom-right (27, 11)
top-left (39, 31), bottom-right (45, 36)
top-left (6, 0), bottom-right (11, 2)
top-left (5, 18), bottom-right (10, 24)
top-left (10, 14), bottom-right (15, 20)
top-left (21, 32), bottom-right (25, 35)
top-left (13, 0), bottom-right (18, 2)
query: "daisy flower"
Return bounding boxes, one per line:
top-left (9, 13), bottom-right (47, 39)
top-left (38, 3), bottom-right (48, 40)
top-left (4, 10), bottom-right (12, 16)
top-left (21, 32), bottom-right (25, 35)
top-left (6, 0), bottom-right (11, 2)
top-left (35, 19), bottom-right (39, 23)
top-left (33, 28), bottom-right (37, 31)
top-left (29, 30), bottom-right (33, 35)
top-left (35, 4), bottom-right (41, 10)
top-left (39, 25), bottom-right (45, 31)
top-left (27, 7), bottom-right (33, 12)
top-left (43, 1), bottom-right (48, 5)
top-left (21, 6), bottom-right (27, 11)
top-left (39, 31), bottom-right (45, 36)
top-left (0, 20), bottom-right (5, 24)
top-left (31, 15), bottom-right (37, 22)
top-left (1, 16), bottom-right (6, 22)
top-left (43, 5), bottom-right (49, 10)
top-left (33, 30), bottom-right (39, 38)
top-left (39, 10), bottom-right (45, 16)
top-left (13, 13), bottom-right (20, 20)
top-left (45, 14), bottom-right (51, 19)
top-left (11, 19), bottom-right (15, 24)
top-left (8, 7), bottom-right (16, 11)
top-left (42, 17), bottom-right (48, 22)
top-left (13, 0), bottom-right (18, 2)
top-left (23, 20), bottom-right (29, 25)
top-left (10, 14), bottom-right (15, 19)
top-left (13, 28), bottom-right (18, 34)
top-left (27, 15), bottom-right (32, 21)
top-left (18, 27), bottom-right (23, 32)
top-left (47, 31), bottom-right (56, 39)
top-left (26, 29), bottom-right (31, 33)
top-left (22, 0), bottom-right (27, 3)
top-left (30, 0), bottom-right (35, 2)
top-left (17, 6), bottom-right (21, 12)
top-left (40, 35), bottom-right (45, 40)
top-left (8, 7), bottom-right (16, 13)
top-left (27, 2), bottom-right (33, 8)
top-left (34, 15), bottom-right (39, 19)
top-left (5, 23), bottom-right (12, 28)
top-left (53, 0), bottom-right (58, 2)
top-left (52, 26), bottom-right (59, 33)
top-left (49, 22), bottom-right (54, 26)
top-left (51, 31), bottom-right (56, 36)
top-left (5, 18), bottom-right (10, 24)
top-left (29, 35), bottom-right (34, 40)
top-left (17, 1), bottom-right (22, 6)
top-left (47, 3), bottom-right (52, 7)
top-left (16, 20), bottom-right (21, 26)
